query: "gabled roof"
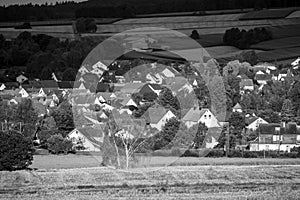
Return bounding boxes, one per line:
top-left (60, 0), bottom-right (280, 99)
top-left (182, 107), bottom-right (208, 122)
top-left (40, 80), bottom-right (59, 89)
top-left (240, 79), bottom-right (254, 88)
top-left (73, 94), bottom-right (96, 105)
top-left (142, 106), bottom-right (173, 124)
top-left (233, 103), bottom-right (242, 110)
top-left (254, 73), bottom-right (272, 81)
top-left (120, 82), bottom-right (146, 94)
top-left (58, 81), bottom-right (74, 89)
top-left (245, 116), bottom-right (259, 125)
top-left (76, 127), bottom-right (104, 146)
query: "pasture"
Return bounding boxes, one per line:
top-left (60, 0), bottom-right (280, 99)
top-left (1, 164), bottom-right (300, 199)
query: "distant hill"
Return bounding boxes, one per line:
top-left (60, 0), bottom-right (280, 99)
top-left (0, 0), bottom-right (299, 22)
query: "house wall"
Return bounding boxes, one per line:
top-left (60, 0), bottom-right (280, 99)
top-left (67, 130), bottom-right (100, 152)
top-left (257, 144), bottom-right (299, 152)
top-left (199, 110), bottom-right (220, 128)
top-left (247, 118), bottom-right (268, 131)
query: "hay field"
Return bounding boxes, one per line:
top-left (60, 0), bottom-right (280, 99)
top-left (1, 165), bottom-right (300, 199)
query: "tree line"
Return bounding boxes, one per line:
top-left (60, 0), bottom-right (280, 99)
top-left (0, 0), bottom-right (299, 22)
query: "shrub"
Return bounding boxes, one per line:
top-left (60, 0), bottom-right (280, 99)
top-left (0, 131), bottom-right (34, 171)
top-left (190, 30), bottom-right (200, 39)
top-left (223, 27), bottom-right (272, 49)
top-left (205, 149), bottom-right (225, 157)
top-left (46, 134), bottom-right (73, 154)
top-left (182, 149), bottom-right (200, 157)
top-left (75, 18), bottom-right (97, 33)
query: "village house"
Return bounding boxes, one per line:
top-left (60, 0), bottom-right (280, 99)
top-left (254, 71), bottom-right (272, 85)
top-left (142, 106), bottom-right (176, 131)
top-left (232, 103), bottom-right (243, 113)
top-left (182, 107), bottom-right (220, 128)
top-left (249, 122), bottom-right (300, 152)
top-left (67, 126), bottom-right (105, 152)
top-left (238, 74), bottom-right (254, 92)
top-left (245, 114), bottom-right (269, 131)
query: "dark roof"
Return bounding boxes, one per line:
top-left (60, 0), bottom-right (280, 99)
top-left (58, 81), bottom-right (74, 89)
top-left (240, 79), bottom-right (254, 88)
top-left (245, 116), bottom-right (259, 125)
top-left (4, 82), bottom-right (19, 89)
top-left (77, 127), bottom-right (104, 146)
top-left (40, 80), bottom-right (59, 89)
top-left (254, 74), bottom-right (273, 81)
top-left (142, 106), bottom-right (173, 124)
top-left (258, 123), bottom-right (300, 135)
top-left (182, 108), bottom-right (208, 122)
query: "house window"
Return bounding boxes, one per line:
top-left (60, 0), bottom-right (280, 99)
top-left (209, 115), bottom-right (211, 119)
top-left (204, 115), bottom-right (207, 119)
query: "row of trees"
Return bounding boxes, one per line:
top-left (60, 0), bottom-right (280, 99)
top-left (0, 32), bottom-right (102, 82)
top-left (223, 27), bottom-right (272, 49)
top-left (1, 0), bottom-right (299, 21)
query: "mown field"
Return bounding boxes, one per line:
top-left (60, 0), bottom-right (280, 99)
top-left (1, 164), bottom-right (300, 199)
top-left (30, 154), bottom-right (300, 169)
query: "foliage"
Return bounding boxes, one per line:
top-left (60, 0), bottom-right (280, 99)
top-left (190, 30), bottom-right (200, 39)
top-left (51, 101), bottom-right (74, 137)
top-left (257, 109), bottom-right (280, 123)
top-left (75, 18), bottom-right (97, 33)
top-left (152, 117), bottom-right (180, 150)
top-left (223, 27), bottom-right (272, 49)
top-left (281, 99), bottom-right (295, 122)
top-left (0, 130), bottom-right (34, 171)
top-left (157, 87), bottom-right (180, 111)
top-left (46, 134), bottom-right (73, 154)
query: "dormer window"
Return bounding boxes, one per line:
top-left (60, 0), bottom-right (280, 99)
top-left (209, 115), bottom-right (211, 119)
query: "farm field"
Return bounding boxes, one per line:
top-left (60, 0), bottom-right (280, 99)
top-left (257, 47), bottom-right (300, 62)
top-left (287, 10), bottom-right (300, 18)
top-left (251, 36), bottom-right (300, 50)
top-left (240, 8), bottom-right (296, 20)
top-left (1, 165), bottom-right (300, 199)
top-left (114, 14), bottom-right (243, 25)
top-left (30, 154), bottom-right (300, 169)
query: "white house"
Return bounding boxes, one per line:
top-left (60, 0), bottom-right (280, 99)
top-left (249, 123), bottom-right (300, 152)
top-left (78, 65), bottom-right (89, 75)
top-left (19, 88), bottom-right (29, 98)
top-left (143, 107), bottom-right (176, 131)
top-left (67, 127), bottom-right (104, 152)
top-left (246, 116), bottom-right (269, 131)
top-left (182, 107), bottom-right (220, 128)
top-left (291, 57), bottom-right (300, 69)
top-left (232, 103), bottom-right (243, 113)
top-left (0, 83), bottom-right (6, 91)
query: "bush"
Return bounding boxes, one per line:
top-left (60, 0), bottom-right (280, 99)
top-left (223, 27), bottom-right (272, 49)
top-left (46, 134), bottom-right (73, 154)
top-left (75, 18), bottom-right (97, 33)
top-left (190, 30), bottom-right (200, 39)
top-left (182, 149), bottom-right (200, 157)
top-left (0, 131), bottom-right (34, 171)
top-left (205, 149), bottom-right (225, 157)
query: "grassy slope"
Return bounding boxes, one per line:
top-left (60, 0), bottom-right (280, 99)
top-left (1, 165), bottom-right (300, 199)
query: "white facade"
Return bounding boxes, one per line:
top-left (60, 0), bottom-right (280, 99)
top-left (247, 117), bottom-right (269, 131)
top-left (250, 143), bottom-right (300, 152)
top-left (184, 109), bottom-right (220, 129)
top-left (19, 88), bottom-right (29, 98)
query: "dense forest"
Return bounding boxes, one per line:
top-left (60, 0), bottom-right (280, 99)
top-left (0, 0), bottom-right (299, 22)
